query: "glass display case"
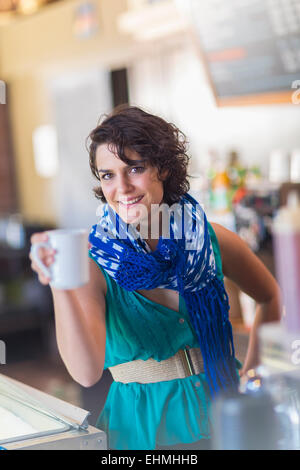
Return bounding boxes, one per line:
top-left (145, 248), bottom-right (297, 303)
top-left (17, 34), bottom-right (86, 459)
top-left (0, 373), bottom-right (106, 450)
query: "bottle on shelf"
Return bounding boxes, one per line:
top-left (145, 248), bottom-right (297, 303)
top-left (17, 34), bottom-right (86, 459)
top-left (273, 191), bottom-right (300, 333)
top-left (210, 159), bottom-right (231, 214)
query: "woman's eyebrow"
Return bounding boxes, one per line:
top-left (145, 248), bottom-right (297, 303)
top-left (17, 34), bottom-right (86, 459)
top-left (97, 160), bottom-right (145, 172)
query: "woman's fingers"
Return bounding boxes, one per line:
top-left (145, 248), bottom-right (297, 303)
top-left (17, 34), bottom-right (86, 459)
top-left (30, 232), bottom-right (49, 244)
top-left (29, 232), bottom-right (56, 285)
top-left (29, 246), bottom-right (53, 261)
top-left (30, 247), bottom-right (56, 266)
top-left (38, 273), bottom-right (51, 285)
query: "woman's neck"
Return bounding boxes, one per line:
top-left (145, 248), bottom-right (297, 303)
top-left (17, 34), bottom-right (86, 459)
top-left (137, 210), bottom-right (162, 252)
top-left (144, 237), bottom-right (159, 252)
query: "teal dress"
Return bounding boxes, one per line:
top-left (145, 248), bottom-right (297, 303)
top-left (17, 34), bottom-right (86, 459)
top-left (90, 224), bottom-right (240, 450)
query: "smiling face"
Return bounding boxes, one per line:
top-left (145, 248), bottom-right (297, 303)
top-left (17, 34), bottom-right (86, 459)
top-left (96, 143), bottom-right (165, 225)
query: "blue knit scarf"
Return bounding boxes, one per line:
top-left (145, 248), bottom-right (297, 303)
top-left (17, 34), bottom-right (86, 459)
top-left (89, 193), bottom-right (239, 396)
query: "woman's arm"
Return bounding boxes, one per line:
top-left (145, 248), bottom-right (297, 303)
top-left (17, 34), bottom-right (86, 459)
top-left (51, 259), bottom-right (107, 387)
top-left (211, 223), bottom-right (281, 374)
top-left (30, 233), bottom-right (106, 387)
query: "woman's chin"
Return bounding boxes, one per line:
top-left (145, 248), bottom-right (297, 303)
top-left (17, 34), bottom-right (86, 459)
top-left (118, 204), bottom-right (149, 226)
top-left (117, 210), bottom-right (141, 225)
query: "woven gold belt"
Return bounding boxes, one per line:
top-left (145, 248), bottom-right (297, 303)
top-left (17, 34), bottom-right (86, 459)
top-left (109, 348), bottom-right (204, 384)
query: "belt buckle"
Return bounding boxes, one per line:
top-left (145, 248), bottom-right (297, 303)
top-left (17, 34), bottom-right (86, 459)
top-left (179, 349), bottom-right (195, 377)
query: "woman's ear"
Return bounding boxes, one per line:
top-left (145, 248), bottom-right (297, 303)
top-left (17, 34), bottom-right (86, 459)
top-left (161, 168), bottom-right (169, 181)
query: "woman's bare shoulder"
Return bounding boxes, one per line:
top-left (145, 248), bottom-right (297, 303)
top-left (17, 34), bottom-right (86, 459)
top-left (210, 222), bottom-right (279, 303)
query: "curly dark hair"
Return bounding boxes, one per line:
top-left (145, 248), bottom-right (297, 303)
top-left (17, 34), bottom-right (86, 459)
top-left (87, 105), bottom-right (190, 206)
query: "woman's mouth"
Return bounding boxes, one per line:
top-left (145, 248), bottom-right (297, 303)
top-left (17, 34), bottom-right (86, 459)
top-left (118, 196), bottom-right (144, 207)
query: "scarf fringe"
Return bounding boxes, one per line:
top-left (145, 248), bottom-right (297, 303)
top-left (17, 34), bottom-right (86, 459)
top-left (183, 277), bottom-right (239, 396)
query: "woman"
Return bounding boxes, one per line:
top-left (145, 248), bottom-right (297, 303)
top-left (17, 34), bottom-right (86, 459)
top-left (30, 106), bottom-right (280, 450)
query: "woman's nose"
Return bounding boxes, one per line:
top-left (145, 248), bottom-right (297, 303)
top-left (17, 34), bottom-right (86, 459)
top-left (117, 174), bottom-right (134, 193)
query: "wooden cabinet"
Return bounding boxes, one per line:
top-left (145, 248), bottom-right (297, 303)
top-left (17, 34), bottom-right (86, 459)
top-left (0, 90), bottom-right (17, 213)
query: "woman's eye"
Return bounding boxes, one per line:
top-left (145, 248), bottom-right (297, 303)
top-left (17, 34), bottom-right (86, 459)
top-left (99, 167), bottom-right (144, 180)
top-left (101, 173), bottom-right (113, 181)
top-left (130, 166), bottom-right (145, 174)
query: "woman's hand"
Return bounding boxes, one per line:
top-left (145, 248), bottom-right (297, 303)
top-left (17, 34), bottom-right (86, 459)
top-left (238, 367), bottom-right (251, 382)
top-left (29, 232), bottom-right (56, 285)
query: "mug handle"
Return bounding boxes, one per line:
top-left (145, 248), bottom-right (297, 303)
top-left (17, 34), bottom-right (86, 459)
top-left (30, 242), bottom-right (52, 280)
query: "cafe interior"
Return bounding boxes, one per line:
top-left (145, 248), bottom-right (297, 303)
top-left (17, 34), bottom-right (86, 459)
top-left (0, 0), bottom-right (300, 450)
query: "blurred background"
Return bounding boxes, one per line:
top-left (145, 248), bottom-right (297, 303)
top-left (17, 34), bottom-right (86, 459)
top-left (0, 0), bottom-right (300, 425)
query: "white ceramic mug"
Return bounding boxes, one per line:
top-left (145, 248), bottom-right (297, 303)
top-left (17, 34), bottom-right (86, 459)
top-left (30, 229), bottom-right (89, 290)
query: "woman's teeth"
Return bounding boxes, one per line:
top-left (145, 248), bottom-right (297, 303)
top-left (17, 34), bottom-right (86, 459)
top-left (119, 196), bottom-right (143, 206)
